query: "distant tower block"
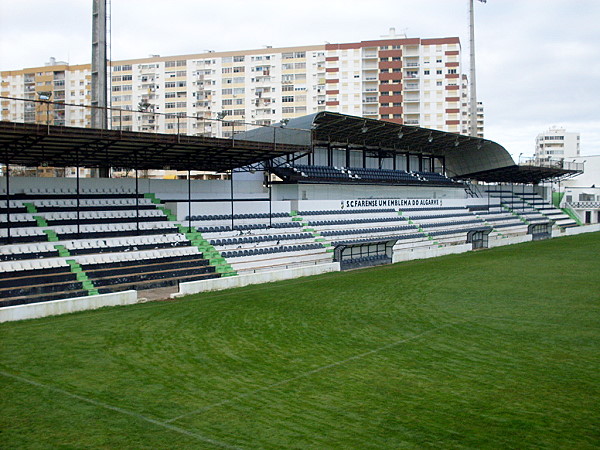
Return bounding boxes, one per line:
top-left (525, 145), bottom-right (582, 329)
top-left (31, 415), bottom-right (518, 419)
top-left (91, 0), bottom-right (108, 130)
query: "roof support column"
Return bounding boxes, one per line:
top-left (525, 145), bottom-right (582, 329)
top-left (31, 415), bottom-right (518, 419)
top-left (4, 158), bottom-right (11, 245)
top-left (76, 149), bottom-right (81, 238)
top-left (187, 169), bottom-right (192, 232)
top-left (230, 167), bottom-right (235, 231)
top-left (135, 168), bottom-right (140, 235)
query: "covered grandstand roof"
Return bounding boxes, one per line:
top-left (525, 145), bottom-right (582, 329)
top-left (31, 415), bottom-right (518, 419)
top-left (0, 121), bottom-right (307, 172)
top-left (454, 164), bottom-right (583, 184)
top-left (238, 112), bottom-right (581, 183)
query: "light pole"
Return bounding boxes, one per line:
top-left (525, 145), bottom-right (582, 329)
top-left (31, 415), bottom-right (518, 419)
top-left (469, 0), bottom-right (487, 137)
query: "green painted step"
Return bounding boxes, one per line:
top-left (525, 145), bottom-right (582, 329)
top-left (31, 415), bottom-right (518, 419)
top-left (144, 193), bottom-right (163, 204)
top-left (24, 203), bottom-right (37, 213)
top-left (292, 217), bottom-right (303, 221)
top-left (34, 216), bottom-right (48, 227)
top-left (54, 244), bottom-right (71, 257)
top-left (290, 211), bottom-right (298, 216)
top-left (43, 229), bottom-right (59, 242)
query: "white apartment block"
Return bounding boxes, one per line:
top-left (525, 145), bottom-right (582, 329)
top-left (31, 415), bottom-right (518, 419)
top-left (535, 126), bottom-right (581, 161)
top-left (1, 36), bottom-right (476, 137)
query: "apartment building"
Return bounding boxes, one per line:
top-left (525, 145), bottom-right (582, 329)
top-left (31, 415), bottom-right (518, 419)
top-left (535, 126), bottom-right (580, 161)
top-left (1, 36), bottom-right (475, 137)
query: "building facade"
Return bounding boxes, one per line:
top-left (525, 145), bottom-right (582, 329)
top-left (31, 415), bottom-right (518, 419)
top-left (1, 36), bottom-right (476, 137)
top-left (535, 126), bottom-right (580, 161)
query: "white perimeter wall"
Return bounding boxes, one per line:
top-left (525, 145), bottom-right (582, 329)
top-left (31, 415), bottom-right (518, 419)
top-left (0, 290), bottom-right (138, 323)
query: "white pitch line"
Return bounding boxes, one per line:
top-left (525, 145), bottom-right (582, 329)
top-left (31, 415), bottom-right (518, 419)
top-left (0, 370), bottom-right (241, 450)
top-left (166, 321), bottom-right (462, 423)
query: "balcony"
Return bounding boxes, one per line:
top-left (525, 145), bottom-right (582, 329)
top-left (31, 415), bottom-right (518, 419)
top-left (363, 97), bottom-right (378, 104)
top-left (404, 119), bottom-right (419, 125)
top-left (404, 83), bottom-right (419, 90)
top-left (404, 96), bottom-right (420, 102)
top-left (404, 72), bottom-right (419, 79)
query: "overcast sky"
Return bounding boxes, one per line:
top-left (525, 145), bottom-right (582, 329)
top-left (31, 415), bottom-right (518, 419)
top-left (1, 0), bottom-right (599, 158)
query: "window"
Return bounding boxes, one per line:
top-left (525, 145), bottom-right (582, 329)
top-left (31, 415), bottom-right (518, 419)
top-left (121, 65), bottom-right (132, 71)
top-left (282, 96), bottom-right (294, 102)
top-left (165, 61), bottom-right (176, 68)
top-left (282, 84), bottom-right (294, 92)
top-left (165, 92), bottom-right (176, 98)
top-left (165, 81), bottom-right (176, 88)
top-left (282, 107), bottom-right (294, 113)
top-left (233, 66), bottom-right (245, 73)
top-left (436, 59), bottom-right (442, 63)
top-left (233, 87), bottom-right (245, 95)
top-left (176, 102), bottom-right (187, 108)
top-left (222, 67), bottom-right (232, 74)
top-left (233, 55), bottom-right (245, 62)
top-left (176, 60), bottom-right (186, 67)
top-left (233, 77), bottom-right (245, 83)
top-left (282, 63), bottom-right (293, 70)
top-left (448, 69), bottom-right (457, 74)
top-left (235, 98), bottom-right (244, 105)
top-left (392, 57), bottom-right (401, 61)
top-left (294, 62), bottom-right (306, 69)
top-left (177, 81), bottom-right (186, 87)
top-left (176, 70), bottom-right (186, 77)
top-left (222, 88), bottom-right (233, 95)
top-left (294, 52), bottom-right (305, 58)
top-left (436, 69), bottom-right (442, 75)
top-left (233, 109), bottom-right (244, 116)
top-left (122, 85), bottom-right (132, 91)
top-left (165, 102), bottom-right (176, 109)
top-left (424, 70), bottom-right (430, 75)
top-left (222, 99), bottom-right (233, 106)
top-left (392, 68), bottom-right (401, 73)
top-left (436, 81), bottom-right (442, 86)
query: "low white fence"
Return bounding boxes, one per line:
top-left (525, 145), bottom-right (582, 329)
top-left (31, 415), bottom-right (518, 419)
top-left (174, 262), bottom-right (340, 297)
top-left (0, 290), bottom-right (138, 323)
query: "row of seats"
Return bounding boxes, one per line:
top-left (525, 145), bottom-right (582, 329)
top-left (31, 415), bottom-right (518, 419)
top-left (186, 212), bottom-right (289, 221)
top-left (210, 232), bottom-right (312, 247)
top-left (297, 208), bottom-right (395, 216)
top-left (222, 243), bottom-right (323, 259)
top-left (309, 216), bottom-right (406, 227)
top-left (320, 225), bottom-right (415, 237)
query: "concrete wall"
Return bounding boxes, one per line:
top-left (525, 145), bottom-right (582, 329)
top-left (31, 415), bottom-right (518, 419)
top-left (274, 183), bottom-right (468, 201)
top-left (552, 224), bottom-right (600, 237)
top-left (0, 290), bottom-right (138, 323)
top-left (392, 243), bottom-right (472, 263)
top-left (488, 234), bottom-right (532, 248)
top-left (174, 262), bottom-right (340, 297)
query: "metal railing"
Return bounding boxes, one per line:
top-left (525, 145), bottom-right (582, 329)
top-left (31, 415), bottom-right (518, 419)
top-left (520, 157), bottom-right (585, 172)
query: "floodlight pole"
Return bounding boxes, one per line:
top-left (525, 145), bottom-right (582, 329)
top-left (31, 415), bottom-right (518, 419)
top-left (469, 0), bottom-right (485, 138)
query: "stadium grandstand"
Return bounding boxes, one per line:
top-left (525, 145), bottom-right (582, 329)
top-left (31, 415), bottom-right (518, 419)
top-left (0, 102), bottom-right (591, 320)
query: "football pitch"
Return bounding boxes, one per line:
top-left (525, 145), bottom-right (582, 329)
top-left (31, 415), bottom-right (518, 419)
top-left (1, 233), bottom-right (599, 449)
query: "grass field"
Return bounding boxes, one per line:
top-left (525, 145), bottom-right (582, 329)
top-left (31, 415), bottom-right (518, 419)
top-left (1, 233), bottom-right (599, 449)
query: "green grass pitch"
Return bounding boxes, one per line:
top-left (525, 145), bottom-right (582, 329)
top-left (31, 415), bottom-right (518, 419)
top-left (1, 233), bottom-right (599, 449)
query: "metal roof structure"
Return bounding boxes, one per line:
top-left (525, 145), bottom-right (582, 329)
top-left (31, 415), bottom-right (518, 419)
top-left (0, 121), bottom-right (307, 172)
top-left (454, 164), bottom-right (583, 184)
top-left (238, 111), bottom-right (582, 184)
